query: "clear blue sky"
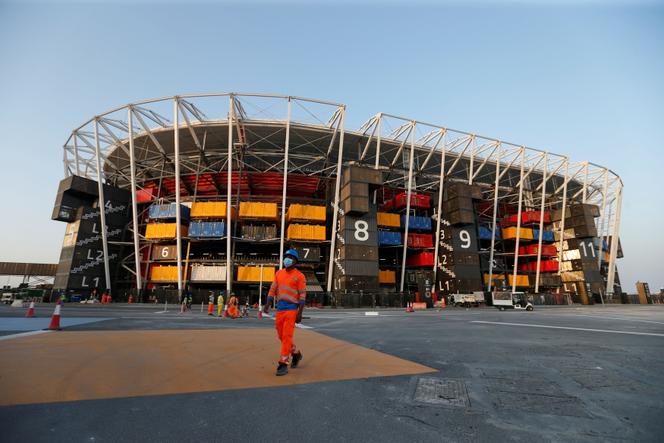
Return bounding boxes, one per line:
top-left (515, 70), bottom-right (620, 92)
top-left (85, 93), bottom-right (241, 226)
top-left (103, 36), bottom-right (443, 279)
top-left (1, 1), bottom-right (662, 291)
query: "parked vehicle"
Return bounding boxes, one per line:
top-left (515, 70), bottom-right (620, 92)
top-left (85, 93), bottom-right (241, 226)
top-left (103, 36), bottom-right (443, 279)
top-left (1, 293), bottom-right (14, 305)
top-left (492, 291), bottom-right (534, 311)
top-left (451, 291), bottom-right (485, 307)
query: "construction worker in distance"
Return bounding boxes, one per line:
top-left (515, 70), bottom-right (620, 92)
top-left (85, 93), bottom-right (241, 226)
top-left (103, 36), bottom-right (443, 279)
top-left (227, 292), bottom-right (240, 319)
top-left (263, 249), bottom-right (305, 376)
top-left (217, 291), bottom-right (225, 317)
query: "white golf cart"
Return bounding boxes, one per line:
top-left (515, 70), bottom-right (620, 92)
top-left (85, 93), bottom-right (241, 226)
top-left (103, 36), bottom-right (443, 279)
top-left (492, 291), bottom-right (534, 311)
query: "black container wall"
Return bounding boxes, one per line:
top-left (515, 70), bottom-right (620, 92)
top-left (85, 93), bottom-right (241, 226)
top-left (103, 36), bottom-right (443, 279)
top-left (337, 245), bottom-right (378, 261)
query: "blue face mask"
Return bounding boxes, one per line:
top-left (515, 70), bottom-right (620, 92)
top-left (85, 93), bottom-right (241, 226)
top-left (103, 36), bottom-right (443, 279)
top-left (283, 257), bottom-right (295, 268)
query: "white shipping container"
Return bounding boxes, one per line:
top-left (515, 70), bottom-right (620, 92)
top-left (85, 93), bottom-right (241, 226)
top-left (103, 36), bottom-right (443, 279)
top-left (190, 265), bottom-right (228, 282)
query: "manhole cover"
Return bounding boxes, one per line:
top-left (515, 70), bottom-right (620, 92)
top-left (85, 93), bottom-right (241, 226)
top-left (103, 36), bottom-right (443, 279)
top-left (413, 377), bottom-right (470, 408)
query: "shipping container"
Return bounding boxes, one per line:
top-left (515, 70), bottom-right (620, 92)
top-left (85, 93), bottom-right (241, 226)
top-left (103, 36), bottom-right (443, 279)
top-left (236, 266), bottom-right (276, 283)
top-left (407, 233), bottom-right (434, 248)
top-left (190, 202), bottom-right (234, 219)
top-left (149, 265), bottom-right (180, 282)
top-left (478, 226), bottom-right (501, 240)
top-left (145, 223), bottom-right (188, 240)
top-left (241, 224), bottom-right (277, 241)
top-left (520, 211), bottom-right (552, 225)
top-left (341, 196), bottom-right (369, 215)
top-left (394, 193), bottom-right (431, 209)
top-left (337, 259), bottom-right (379, 277)
top-left (406, 251), bottom-right (435, 267)
top-left (379, 270), bottom-right (396, 284)
top-left (502, 227), bottom-right (534, 241)
top-left (342, 165), bottom-right (382, 186)
top-left (532, 229), bottom-right (555, 242)
top-left (239, 202), bottom-right (279, 220)
top-left (400, 215), bottom-right (432, 231)
top-left (286, 204), bottom-right (326, 223)
top-left (340, 182), bottom-right (369, 201)
top-left (148, 203), bottom-right (191, 221)
top-left (378, 230), bottom-right (402, 246)
top-left (507, 274), bottom-right (530, 287)
top-left (376, 212), bottom-right (400, 228)
top-left (151, 245), bottom-right (181, 261)
top-left (190, 265), bottom-right (228, 282)
top-left (336, 245), bottom-right (378, 261)
top-left (189, 221), bottom-right (226, 238)
top-left (560, 271), bottom-right (585, 282)
top-left (287, 224), bottom-right (326, 241)
top-left (447, 209), bottom-right (475, 225)
top-left (518, 244), bottom-right (558, 257)
top-left (290, 245), bottom-right (322, 262)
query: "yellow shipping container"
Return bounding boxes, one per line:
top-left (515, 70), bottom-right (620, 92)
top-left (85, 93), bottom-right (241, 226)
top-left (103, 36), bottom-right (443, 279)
top-left (236, 266), bottom-right (276, 283)
top-left (483, 273), bottom-right (506, 284)
top-left (239, 202), bottom-right (278, 220)
top-left (377, 212), bottom-right (401, 228)
top-left (286, 204), bottom-right (326, 223)
top-left (190, 202), bottom-right (234, 219)
top-left (145, 223), bottom-right (188, 239)
top-left (150, 266), bottom-right (180, 282)
top-left (507, 274), bottom-right (530, 287)
top-left (502, 227), bottom-right (534, 241)
top-left (379, 270), bottom-right (396, 284)
top-left (286, 224), bottom-right (326, 241)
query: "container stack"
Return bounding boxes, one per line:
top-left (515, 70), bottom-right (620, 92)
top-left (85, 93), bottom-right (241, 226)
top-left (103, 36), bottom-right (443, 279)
top-left (145, 203), bottom-right (190, 283)
top-left (553, 203), bottom-right (604, 304)
top-left (333, 165), bottom-right (382, 292)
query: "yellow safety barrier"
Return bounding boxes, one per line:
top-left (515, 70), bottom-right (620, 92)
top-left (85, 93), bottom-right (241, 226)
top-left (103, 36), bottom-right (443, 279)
top-left (236, 266), bottom-right (276, 283)
top-left (377, 212), bottom-right (400, 228)
top-left (239, 202), bottom-right (279, 220)
top-left (145, 223), bottom-right (188, 239)
top-left (286, 204), bottom-right (326, 223)
top-left (286, 224), bottom-right (327, 241)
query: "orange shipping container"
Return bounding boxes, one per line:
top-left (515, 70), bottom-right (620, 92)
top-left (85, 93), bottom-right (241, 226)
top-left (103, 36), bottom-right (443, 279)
top-left (239, 202), bottom-right (278, 220)
top-left (502, 227), bottom-right (534, 241)
top-left (377, 212), bottom-right (400, 228)
top-left (150, 266), bottom-right (180, 282)
top-left (145, 223), bottom-right (188, 239)
top-left (190, 202), bottom-right (235, 219)
top-left (286, 204), bottom-right (326, 223)
top-left (286, 224), bottom-right (326, 241)
top-left (379, 270), bottom-right (396, 284)
top-left (236, 266), bottom-right (276, 283)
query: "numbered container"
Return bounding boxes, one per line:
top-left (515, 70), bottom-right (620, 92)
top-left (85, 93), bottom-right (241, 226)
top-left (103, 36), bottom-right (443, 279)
top-left (290, 245), bottom-right (322, 262)
top-left (407, 233), bottom-right (433, 248)
top-left (151, 245), bottom-right (181, 261)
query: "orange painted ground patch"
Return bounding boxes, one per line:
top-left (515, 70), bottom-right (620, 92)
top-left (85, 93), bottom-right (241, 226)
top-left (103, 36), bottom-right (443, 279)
top-left (0, 329), bottom-right (434, 406)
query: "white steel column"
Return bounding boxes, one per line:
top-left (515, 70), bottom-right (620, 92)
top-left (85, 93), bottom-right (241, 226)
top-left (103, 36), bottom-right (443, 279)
top-left (487, 146), bottom-right (501, 292)
top-left (374, 113), bottom-right (382, 169)
top-left (173, 98), bottom-right (183, 299)
top-left (326, 106), bottom-right (346, 293)
top-left (93, 119), bottom-right (112, 293)
top-left (432, 130), bottom-right (446, 286)
top-left (73, 133), bottom-right (81, 175)
top-left (606, 181), bottom-right (623, 296)
top-left (534, 153), bottom-right (548, 293)
top-left (511, 148), bottom-right (526, 294)
top-left (127, 107), bottom-right (142, 293)
top-left (582, 161), bottom-right (589, 203)
top-left (278, 98), bottom-right (292, 269)
top-left (399, 122), bottom-right (416, 293)
top-left (597, 169), bottom-right (610, 268)
top-left (557, 160), bottom-right (569, 281)
top-left (226, 95), bottom-right (235, 293)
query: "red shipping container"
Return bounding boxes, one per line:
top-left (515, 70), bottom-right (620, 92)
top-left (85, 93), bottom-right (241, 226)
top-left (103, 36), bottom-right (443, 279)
top-left (500, 214), bottom-right (519, 228)
top-left (521, 211), bottom-right (552, 225)
top-left (518, 259), bottom-right (559, 272)
top-left (395, 193), bottom-right (431, 209)
top-left (519, 244), bottom-right (557, 257)
top-left (406, 251), bottom-right (435, 267)
top-left (407, 233), bottom-right (433, 248)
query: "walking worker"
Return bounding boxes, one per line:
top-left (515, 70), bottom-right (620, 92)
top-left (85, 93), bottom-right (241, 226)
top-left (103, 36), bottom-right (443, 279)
top-left (216, 291), bottom-right (225, 317)
top-left (226, 293), bottom-right (240, 319)
top-left (263, 249), bottom-right (305, 376)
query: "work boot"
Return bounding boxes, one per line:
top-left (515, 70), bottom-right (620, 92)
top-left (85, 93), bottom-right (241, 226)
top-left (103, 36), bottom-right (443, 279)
top-left (291, 352), bottom-right (303, 368)
top-left (276, 362), bottom-right (289, 376)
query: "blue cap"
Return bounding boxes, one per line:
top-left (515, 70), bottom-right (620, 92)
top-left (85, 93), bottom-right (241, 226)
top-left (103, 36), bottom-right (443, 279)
top-left (285, 249), bottom-right (299, 261)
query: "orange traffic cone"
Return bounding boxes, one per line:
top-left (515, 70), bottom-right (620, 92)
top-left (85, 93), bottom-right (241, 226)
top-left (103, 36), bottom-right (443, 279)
top-left (46, 301), bottom-right (62, 330)
top-left (441, 297), bottom-right (447, 309)
top-left (26, 301), bottom-right (36, 318)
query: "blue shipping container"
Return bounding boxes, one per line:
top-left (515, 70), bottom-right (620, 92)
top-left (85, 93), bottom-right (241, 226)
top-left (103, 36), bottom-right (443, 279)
top-left (189, 221), bottom-right (225, 238)
top-left (378, 230), bottom-right (402, 246)
top-left (532, 229), bottom-right (554, 242)
top-left (400, 215), bottom-right (432, 231)
top-left (478, 226), bottom-right (501, 240)
top-left (148, 203), bottom-right (191, 221)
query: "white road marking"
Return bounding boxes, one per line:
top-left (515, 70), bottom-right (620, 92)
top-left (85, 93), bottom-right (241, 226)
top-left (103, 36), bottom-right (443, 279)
top-left (365, 312), bottom-right (379, 316)
top-left (0, 330), bottom-right (52, 341)
top-left (558, 313), bottom-right (664, 326)
top-left (471, 320), bottom-right (664, 337)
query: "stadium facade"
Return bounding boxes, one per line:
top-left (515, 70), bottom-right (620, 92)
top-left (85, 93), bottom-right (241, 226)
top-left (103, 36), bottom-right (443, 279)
top-left (51, 93), bottom-right (624, 305)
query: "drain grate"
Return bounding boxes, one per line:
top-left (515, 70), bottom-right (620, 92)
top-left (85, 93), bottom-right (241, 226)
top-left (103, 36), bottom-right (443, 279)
top-left (413, 377), bottom-right (470, 408)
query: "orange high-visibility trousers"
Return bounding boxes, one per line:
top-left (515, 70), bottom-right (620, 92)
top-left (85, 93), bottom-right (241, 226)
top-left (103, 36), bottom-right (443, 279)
top-left (275, 310), bottom-right (298, 364)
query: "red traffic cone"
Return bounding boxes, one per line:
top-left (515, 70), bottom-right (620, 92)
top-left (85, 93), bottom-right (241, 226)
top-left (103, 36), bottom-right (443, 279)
top-left (46, 301), bottom-right (62, 330)
top-left (440, 297), bottom-right (447, 309)
top-left (26, 301), bottom-right (36, 318)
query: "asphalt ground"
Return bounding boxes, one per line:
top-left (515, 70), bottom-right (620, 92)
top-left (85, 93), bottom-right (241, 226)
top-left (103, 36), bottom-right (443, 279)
top-left (0, 302), bottom-right (663, 442)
